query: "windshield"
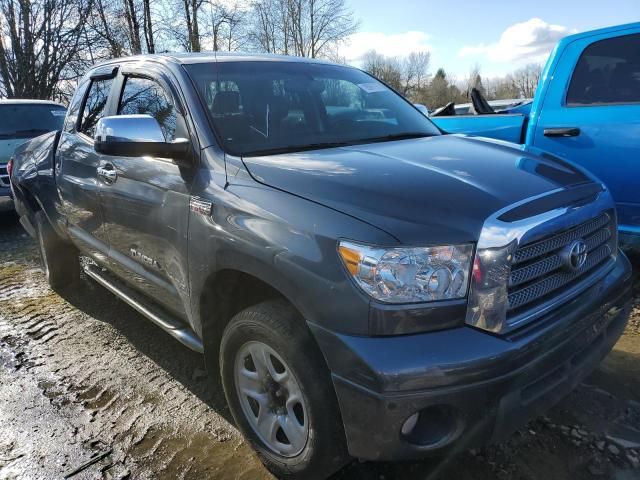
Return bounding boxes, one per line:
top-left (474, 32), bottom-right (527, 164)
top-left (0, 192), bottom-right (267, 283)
top-left (186, 61), bottom-right (440, 156)
top-left (0, 104), bottom-right (66, 139)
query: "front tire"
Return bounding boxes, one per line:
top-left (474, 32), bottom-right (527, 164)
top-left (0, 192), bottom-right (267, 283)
top-left (220, 300), bottom-right (349, 479)
top-left (34, 211), bottom-right (80, 290)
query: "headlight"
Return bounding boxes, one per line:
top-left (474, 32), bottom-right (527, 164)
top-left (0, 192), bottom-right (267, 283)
top-left (338, 240), bottom-right (474, 303)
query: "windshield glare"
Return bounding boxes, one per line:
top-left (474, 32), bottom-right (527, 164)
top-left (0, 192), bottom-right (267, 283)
top-left (186, 61), bottom-right (440, 156)
top-left (0, 104), bottom-right (66, 138)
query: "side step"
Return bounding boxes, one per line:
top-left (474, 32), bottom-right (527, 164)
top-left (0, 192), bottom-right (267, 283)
top-left (83, 264), bottom-right (204, 353)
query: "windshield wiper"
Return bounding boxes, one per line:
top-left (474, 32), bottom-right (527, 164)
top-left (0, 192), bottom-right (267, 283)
top-left (357, 132), bottom-right (434, 144)
top-left (243, 141), bottom-right (353, 157)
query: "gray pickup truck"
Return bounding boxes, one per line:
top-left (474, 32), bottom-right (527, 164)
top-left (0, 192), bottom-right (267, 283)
top-left (8, 53), bottom-right (633, 479)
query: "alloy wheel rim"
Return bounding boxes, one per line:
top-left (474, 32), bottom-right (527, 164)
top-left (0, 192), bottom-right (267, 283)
top-left (234, 341), bottom-right (309, 457)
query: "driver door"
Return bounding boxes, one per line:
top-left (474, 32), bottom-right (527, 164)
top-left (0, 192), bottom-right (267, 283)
top-left (98, 68), bottom-right (195, 319)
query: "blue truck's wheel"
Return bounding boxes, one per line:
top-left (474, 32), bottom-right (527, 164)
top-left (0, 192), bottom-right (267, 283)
top-left (220, 300), bottom-right (349, 479)
top-left (34, 211), bottom-right (80, 290)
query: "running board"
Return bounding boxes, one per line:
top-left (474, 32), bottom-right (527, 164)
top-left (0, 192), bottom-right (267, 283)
top-left (83, 264), bottom-right (204, 353)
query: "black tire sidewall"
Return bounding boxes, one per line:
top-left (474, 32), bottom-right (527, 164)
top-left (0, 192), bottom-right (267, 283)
top-left (220, 301), bottom-right (348, 479)
top-left (34, 211), bottom-right (79, 289)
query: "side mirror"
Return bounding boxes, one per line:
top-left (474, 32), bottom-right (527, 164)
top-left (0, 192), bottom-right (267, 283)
top-left (94, 114), bottom-right (190, 160)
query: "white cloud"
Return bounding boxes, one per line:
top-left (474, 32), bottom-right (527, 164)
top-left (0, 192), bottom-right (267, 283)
top-left (342, 31), bottom-right (433, 64)
top-left (459, 18), bottom-right (576, 64)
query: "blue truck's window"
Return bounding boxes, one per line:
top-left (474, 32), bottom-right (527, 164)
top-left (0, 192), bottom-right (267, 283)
top-left (79, 78), bottom-right (114, 138)
top-left (118, 77), bottom-right (177, 141)
top-left (567, 33), bottom-right (640, 106)
top-left (185, 61), bottom-right (440, 156)
top-left (0, 104), bottom-right (66, 139)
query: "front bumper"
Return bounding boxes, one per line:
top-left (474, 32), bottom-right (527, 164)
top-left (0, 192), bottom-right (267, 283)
top-left (311, 253), bottom-right (632, 461)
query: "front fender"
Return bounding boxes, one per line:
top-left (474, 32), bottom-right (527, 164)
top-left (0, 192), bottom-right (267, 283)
top-left (188, 177), bottom-right (398, 338)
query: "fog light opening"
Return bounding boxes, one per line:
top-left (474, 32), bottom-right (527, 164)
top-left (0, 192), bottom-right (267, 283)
top-left (400, 405), bottom-right (462, 448)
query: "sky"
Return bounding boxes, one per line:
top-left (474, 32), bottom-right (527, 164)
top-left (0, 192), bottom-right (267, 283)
top-left (340, 0), bottom-right (640, 78)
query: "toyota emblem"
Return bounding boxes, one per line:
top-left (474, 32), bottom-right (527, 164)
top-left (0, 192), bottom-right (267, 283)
top-left (562, 239), bottom-right (588, 272)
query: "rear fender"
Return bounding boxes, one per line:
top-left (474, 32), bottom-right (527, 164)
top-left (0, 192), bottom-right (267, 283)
top-left (12, 130), bottom-right (65, 235)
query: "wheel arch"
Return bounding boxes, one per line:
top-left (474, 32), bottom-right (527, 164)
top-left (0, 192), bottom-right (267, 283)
top-left (197, 267), bottom-right (319, 377)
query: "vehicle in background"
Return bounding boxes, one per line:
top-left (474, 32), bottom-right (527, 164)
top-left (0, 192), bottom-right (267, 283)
top-left (8, 53), bottom-right (633, 479)
top-left (453, 98), bottom-right (532, 116)
top-left (430, 22), bottom-right (640, 245)
top-left (413, 103), bottom-right (430, 116)
top-left (0, 100), bottom-right (66, 212)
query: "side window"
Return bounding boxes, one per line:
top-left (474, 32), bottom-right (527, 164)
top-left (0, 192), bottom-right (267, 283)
top-left (79, 78), bottom-right (114, 138)
top-left (567, 33), bottom-right (640, 106)
top-left (64, 78), bottom-right (90, 133)
top-left (118, 77), bottom-right (177, 141)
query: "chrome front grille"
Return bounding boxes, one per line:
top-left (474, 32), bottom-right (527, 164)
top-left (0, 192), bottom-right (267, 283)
top-left (507, 212), bottom-right (614, 315)
top-left (0, 163), bottom-right (8, 187)
top-left (512, 213), bottom-right (611, 264)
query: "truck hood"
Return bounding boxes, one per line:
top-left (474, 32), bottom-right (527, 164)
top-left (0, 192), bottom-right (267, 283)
top-left (242, 135), bottom-right (591, 244)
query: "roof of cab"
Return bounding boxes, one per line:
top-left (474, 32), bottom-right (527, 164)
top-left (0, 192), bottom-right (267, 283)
top-left (0, 99), bottom-right (65, 107)
top-left (99, 51), bottom-right (343, 67)
top-left (559, 21), bottom-right (640, 47)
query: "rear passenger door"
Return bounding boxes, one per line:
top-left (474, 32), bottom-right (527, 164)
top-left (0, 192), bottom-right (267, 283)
top-left (532, 31), bottom-right (640, 235)
top-left (56, 68), bottom-right (117, 258)
top-left (99, 68), bottom-right (195, 319)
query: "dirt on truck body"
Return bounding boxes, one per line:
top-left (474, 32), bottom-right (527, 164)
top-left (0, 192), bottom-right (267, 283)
top-left (0, 211), bottom-right (639, 480)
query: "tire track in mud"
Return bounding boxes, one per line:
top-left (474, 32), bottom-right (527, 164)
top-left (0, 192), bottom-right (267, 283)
top-left (0, 224), bottom-right (271, 479)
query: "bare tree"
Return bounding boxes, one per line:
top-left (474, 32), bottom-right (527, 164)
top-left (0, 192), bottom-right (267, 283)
top-left (361, 50), bottom-right (430, 97)
top-left (249, 0), bottom-right (357, 58)
top-left (89, 0), bottom-right (129, 58)
top-left (182, 0), bottom-right (204, 51)
top-left (512, 63), bottom-right (542, 98)
top-left (123, 0), bottom-right (142, 54)
top-left (0, 0), bottom-right (94, 99)
top-left (361, 50), bottom-right (402, 91)
top-left (250, 0), bottom-right (295, 54)
top-left (465, 64), bottom-right (485, 98)
top-left (402, 51), bottom-right (430, 97)
top-left (484, 75), bottom-right (520, 100)
top-left (142, 0), bottom-right (155, 53)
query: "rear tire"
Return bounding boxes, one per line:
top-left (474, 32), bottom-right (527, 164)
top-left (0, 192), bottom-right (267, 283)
top-left (220, 300), bottom-right (349, 479)
top-left (34, 211), bottom-right (80, 290)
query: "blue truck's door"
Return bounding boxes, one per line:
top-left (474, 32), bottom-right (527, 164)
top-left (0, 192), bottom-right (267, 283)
top-left (530, 28), bottom-right (640, 240)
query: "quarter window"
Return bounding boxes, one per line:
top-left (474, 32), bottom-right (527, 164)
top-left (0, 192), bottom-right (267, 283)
top-left (79, 78), bottom-right (114, 137)
top-left (567, 33), bottom-right (640, 106)
top-left (118, 77), bottom-right (177, 141)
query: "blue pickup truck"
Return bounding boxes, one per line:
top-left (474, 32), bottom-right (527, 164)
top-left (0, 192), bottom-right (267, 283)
top-left (431, 22), bottom-right (640, 244)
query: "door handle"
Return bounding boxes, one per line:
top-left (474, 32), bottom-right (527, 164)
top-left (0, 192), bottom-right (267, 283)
top-left (97, 165), bottom-right (117, 184)
top-left (543, 127), bottom-right (581, 137)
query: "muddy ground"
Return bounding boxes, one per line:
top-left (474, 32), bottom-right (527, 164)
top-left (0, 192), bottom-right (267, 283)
top-left (0, 210), bottom-right (639, 480)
